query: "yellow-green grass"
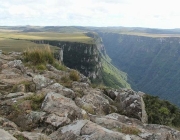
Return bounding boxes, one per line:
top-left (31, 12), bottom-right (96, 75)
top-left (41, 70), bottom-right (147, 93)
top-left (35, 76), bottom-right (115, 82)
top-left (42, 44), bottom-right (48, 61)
top-left (102, 57), bottom-right (131, 89)
top-left (0, 32), bottom-right (94, 44)
top-left (0, 38), bottom-right (58, 52)
top-left (120, 32), bottom-right (180, 38)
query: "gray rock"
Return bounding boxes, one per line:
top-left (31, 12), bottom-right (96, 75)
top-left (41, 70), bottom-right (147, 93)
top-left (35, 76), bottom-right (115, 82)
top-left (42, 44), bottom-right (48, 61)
top-left (47, 83), bottom-right (76, 99)
top-left (33, 75), bottom-right (54, 90)
top-left (114, 89), bottom-right (145, 121)
top-left (19, 131), bottom-right (50, 140)
top-left (0, 117), bottom-right (18, 130)
top-left (44, 113), bottom-right (71, 128)
top-left (50, 120), bottom-right (141, 140)
top-left (8, 60), bottom-right (22, 68)
top-left (75, 90), bottom-right (114, 115)
top-left (7, 60), bottom-right (25, 73)
top-left (0, 129), bottom-right (17, 140)
top-left (42, 92), bottom-right (83, 124)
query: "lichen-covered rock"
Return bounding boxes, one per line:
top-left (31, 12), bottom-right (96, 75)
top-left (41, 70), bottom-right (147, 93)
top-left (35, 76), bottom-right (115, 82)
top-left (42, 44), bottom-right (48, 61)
top-left (45, 83), bottom-right (76, 99)
top-left (75, 89), bottom-right (114, 115)
top-left (105, 89), bottom-right (147, 122)
top-left (42, 92), bottom-right (83, 126)
top-left (33, 75), bottom-right (54, 90)
top-left (91, 113), bottom-right (143, 131)
top-left (7, 60), bottom-right (25, 73)
top-left (44, 113), bottom-right (71, 128)
top-left (50, 120), bottom-right (141, 140)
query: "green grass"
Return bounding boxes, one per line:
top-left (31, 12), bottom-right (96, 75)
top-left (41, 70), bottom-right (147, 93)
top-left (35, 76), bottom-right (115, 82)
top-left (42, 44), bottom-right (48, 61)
top-left (25, 94), bottom-right (45, 111)
top-left (0, 38), bottom-right (58, 52)
top-left (0, 31), bottom-right (94, 52)
top-left (101, 57), bottom-right (131, 89)
top-left (0, 32), bottom-right (94, 44)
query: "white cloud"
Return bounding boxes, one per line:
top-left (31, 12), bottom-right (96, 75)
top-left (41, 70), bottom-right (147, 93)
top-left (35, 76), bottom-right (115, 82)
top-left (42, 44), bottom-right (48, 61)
top-left (0, 0), bottom-right (180, 28)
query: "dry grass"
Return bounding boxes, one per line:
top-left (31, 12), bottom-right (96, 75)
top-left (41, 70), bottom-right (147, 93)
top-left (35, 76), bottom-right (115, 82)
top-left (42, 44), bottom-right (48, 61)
top-left (117, 126), bottom-right (141, 135)
top-left (69, 70), bottom-right (80, 81)
top-left (24, 46), bottom-right (54, 65)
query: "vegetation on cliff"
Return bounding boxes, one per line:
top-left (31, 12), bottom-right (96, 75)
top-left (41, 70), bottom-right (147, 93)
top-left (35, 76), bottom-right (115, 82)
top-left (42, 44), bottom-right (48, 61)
top-left (143, 94), bottom-right (180, 128)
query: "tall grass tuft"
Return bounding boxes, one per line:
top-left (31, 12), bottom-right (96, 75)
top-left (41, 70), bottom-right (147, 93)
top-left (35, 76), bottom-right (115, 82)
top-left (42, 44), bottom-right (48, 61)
top-left (24, 46), bottom-right (67, 71)
top-left (24, 46), bottom-right (54, 65)
top-left (69, 70), bottom-right (80, 81)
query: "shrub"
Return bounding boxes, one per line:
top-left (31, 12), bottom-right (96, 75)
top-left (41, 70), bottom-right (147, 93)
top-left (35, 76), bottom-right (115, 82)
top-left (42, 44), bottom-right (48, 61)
top-left (69, 70), bottom-right (79, 81)
top-left (143, 94), bottom-right (180, 127)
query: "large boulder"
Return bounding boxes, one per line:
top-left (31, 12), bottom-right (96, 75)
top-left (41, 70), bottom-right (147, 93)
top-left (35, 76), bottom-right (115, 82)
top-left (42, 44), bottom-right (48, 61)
top-left (41, 92), bottom-right (83, 129)
top-left (105, 89), bottom-right (147, 122)
top-left (75, 89), bottom-right (115, 115)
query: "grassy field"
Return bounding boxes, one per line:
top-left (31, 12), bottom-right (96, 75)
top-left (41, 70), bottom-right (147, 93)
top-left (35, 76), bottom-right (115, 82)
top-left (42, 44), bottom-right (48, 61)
top-left (0, 32), bottom-right (93, 43)
top-left (120, 32), bottom-right (180, 38)
top-left (0, 38), bottom-right (59, 52)
top-left (0, 31), bottom-right (94, 52)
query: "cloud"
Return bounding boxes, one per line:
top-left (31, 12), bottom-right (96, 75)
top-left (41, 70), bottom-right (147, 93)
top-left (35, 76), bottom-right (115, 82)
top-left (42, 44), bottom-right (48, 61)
top-left (0, 0), bottom-right (180, 28)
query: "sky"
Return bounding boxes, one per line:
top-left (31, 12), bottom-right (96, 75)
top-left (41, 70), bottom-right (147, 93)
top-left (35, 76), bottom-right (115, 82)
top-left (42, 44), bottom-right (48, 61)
top-left (1, 0), bottom-right (180, 29)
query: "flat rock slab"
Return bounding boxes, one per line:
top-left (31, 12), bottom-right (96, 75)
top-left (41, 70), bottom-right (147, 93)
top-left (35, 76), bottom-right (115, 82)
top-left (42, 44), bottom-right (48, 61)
top-left (0, 129), bottom-right (17, 140)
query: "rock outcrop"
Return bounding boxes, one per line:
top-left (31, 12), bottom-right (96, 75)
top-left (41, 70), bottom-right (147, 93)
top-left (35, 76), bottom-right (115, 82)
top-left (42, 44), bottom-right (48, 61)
top-left (0, 52), bottom-right (180, 140)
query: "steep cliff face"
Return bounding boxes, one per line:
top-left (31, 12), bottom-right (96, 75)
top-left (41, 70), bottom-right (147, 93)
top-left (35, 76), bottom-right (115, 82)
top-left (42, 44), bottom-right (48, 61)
top-left (31, 35), bottom-right (131, 89)
top-left (98, 32), bottom-right (180, 106)
top-left (32, 40), bottom-right (102, 81)
top-left (86, 32), bottom-right (131, 88)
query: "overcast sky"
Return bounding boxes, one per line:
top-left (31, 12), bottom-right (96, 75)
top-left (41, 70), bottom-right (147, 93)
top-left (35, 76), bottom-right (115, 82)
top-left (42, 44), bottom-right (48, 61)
top-left (1, 0), bottom-right (180, 29)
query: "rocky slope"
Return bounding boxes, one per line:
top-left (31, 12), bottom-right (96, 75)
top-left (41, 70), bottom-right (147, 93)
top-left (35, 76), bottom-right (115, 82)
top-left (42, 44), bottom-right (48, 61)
top-left (0, 52), bottom-right (180, 140)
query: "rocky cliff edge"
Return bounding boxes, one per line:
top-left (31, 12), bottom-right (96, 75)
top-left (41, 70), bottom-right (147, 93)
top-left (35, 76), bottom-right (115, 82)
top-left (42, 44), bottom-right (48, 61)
top-left (0, 52), bottom-right (180, 140)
